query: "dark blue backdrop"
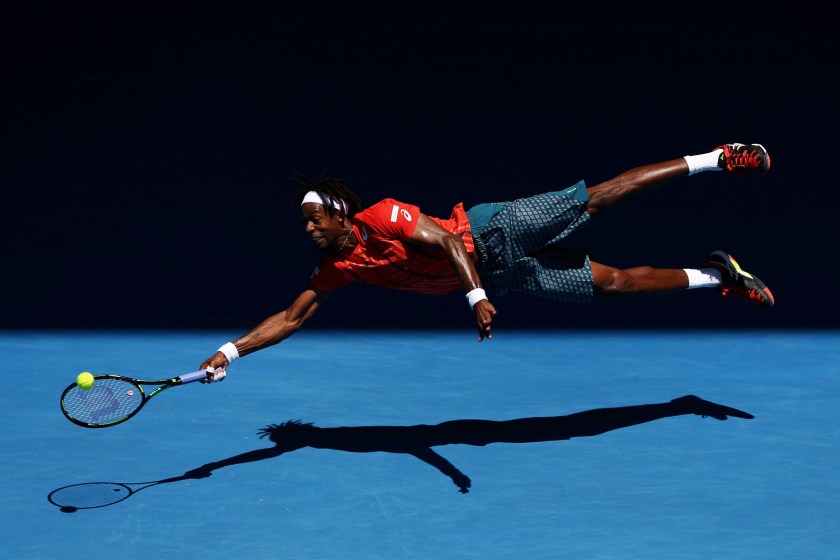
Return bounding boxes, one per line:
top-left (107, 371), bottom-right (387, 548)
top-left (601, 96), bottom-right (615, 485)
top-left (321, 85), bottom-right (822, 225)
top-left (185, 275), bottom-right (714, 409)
top-left (3, 5), bottom-right (836, 330)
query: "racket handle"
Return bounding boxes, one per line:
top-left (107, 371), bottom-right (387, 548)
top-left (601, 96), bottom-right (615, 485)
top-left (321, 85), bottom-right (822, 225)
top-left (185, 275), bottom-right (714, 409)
top-left (179, 370), bottom-right (210, 384)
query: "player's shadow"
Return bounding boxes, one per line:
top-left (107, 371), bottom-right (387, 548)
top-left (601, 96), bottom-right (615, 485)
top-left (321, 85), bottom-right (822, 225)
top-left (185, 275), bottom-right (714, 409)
top-left (48, 394), bottom-right (754, 511)
top-left (182, 394), bottom-right (753, 494)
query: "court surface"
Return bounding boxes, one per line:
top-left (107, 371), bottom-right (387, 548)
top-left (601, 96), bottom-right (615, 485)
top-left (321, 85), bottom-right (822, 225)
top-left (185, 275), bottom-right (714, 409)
top-left (3, 329), bottom-right (839, 559)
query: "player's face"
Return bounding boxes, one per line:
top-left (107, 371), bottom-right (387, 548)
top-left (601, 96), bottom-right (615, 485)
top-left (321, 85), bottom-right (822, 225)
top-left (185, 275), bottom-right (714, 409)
top-left (301, 203), bottom-right (345, 251)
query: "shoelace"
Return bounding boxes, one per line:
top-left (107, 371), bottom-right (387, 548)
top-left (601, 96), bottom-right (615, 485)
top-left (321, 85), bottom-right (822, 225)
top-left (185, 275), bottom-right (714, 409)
top-left (727, 148), bottom-right (764, 171)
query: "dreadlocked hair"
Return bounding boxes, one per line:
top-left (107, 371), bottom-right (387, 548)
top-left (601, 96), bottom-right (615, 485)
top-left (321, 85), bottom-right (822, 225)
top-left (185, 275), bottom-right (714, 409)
top-left (258, 420), bottom-right (317, 444)
top-left (291, 170), bottom-right (363, 218)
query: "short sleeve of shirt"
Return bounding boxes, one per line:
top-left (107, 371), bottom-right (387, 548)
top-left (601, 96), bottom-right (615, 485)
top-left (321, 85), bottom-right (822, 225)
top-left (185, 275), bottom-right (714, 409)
top-left (356, 198), bottom-right (421, 240)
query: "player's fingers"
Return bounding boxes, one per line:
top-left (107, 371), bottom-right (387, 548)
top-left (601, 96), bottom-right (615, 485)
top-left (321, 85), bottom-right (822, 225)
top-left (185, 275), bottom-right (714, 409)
top-left (204, 366), bottom-right (227, 383)
top-left (476, 321), bottom-right (492, 342)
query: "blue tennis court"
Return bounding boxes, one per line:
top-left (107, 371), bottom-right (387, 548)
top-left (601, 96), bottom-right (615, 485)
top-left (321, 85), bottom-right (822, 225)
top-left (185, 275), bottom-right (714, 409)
top-left (3, 329), bottom-right (838, 559)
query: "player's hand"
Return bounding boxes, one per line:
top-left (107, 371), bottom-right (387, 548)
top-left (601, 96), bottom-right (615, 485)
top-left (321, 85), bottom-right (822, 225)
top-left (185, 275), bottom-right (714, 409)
top-left (474, 299), bottom-right (497, 341)
top-left (183, 465), bottom-right (214, 479)
top-left (453, 472), bottom-right (472, 494)
top-left (199, 352), bottom-right (229, 383)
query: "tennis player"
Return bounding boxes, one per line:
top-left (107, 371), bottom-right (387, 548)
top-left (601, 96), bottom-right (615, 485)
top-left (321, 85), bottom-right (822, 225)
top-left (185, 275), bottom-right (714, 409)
top-left (200, 143), bottom-right (773, 380)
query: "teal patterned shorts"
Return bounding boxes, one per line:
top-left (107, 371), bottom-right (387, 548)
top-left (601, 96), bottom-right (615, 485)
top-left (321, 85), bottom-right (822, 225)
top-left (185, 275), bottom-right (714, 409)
top-left (466, 180), bottom-right (593, 303)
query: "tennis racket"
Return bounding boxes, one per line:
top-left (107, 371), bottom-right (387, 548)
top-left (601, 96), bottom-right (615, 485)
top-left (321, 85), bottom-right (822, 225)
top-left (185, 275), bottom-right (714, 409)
top-left (59, 370), bottom-right (208, 428)
top-left (48, 476), bottom-right (184, 511)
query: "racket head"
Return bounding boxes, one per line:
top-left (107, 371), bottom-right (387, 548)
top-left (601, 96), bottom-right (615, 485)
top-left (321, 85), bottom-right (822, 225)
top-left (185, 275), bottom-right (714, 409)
top-left (48, 482), bottom-right (138, 509)
top-left (60, 375), bottom-right (145, 428)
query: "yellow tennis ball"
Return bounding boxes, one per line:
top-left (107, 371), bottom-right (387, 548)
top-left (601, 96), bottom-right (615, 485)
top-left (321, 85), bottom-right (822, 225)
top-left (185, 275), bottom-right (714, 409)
top-left (76, 372), bottom-right (95, 390)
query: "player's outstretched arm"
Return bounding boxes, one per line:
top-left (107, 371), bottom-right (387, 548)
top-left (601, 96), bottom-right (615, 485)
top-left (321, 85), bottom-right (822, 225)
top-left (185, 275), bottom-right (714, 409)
top-left (199, 288), bottom-right (330, 375)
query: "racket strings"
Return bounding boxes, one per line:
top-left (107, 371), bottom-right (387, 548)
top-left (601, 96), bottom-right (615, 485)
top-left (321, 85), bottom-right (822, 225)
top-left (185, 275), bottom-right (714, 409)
top-left (62, 379), bottom-right (143, 425)
top-left (49, 483), bottom-right (131, 508)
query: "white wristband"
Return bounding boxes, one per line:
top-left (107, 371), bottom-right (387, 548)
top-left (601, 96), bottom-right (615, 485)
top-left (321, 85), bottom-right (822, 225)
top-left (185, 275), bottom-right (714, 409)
top-left (217, 342), bottom-right (239, 364)
top-left (466, 288), bottom-right (487, 310)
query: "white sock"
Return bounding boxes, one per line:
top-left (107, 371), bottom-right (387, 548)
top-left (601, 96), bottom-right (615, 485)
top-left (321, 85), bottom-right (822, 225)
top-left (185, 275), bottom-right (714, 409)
top-left (684, 149), bottom-right (723, 175)
top-left (684, 268), bottom-right (722, 289)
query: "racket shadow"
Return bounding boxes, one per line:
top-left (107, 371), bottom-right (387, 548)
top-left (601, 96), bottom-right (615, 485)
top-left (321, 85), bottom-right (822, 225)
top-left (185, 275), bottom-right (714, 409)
top-left (47, 476), bottom-right (189, 512)
top-left (48, 394), bottom-right (753, 509)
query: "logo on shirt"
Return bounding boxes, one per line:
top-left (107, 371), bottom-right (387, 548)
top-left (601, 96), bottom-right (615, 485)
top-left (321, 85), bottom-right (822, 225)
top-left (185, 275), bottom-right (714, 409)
top-left (390, 203), bottom-right (413, 223)
top-left (311, 266), bottom-right (320, 278)
top-left (361, 226), bottom-right (368, 240)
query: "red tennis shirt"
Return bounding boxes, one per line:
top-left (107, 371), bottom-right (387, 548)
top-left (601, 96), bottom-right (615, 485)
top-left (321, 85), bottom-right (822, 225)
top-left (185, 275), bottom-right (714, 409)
top-left (308, 198), bottom-right (476, 294)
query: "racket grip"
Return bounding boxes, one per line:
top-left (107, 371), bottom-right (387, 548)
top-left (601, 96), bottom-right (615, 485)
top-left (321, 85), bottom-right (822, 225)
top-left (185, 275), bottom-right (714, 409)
top-left (179, 370), bottom-right (210, 384)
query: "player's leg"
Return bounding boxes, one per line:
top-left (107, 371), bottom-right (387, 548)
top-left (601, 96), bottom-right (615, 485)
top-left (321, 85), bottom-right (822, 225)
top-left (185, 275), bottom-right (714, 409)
top-left (586, 143), bottom-right (771, 216)
top-left (591, 250), bottom-right (774, 308)
top-left (447, 397), bottom-right (754, 444)
top-left (591, 261), bottom-right (690, 294)
top-left (553, 396), bottom-right (754, 438)
top-left (586, 158), bottom-right (688, 217)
